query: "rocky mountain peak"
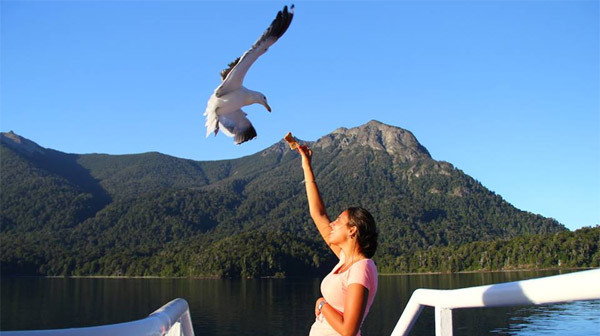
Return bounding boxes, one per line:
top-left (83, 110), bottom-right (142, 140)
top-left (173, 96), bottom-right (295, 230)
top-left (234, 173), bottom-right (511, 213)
top-left (0, 131), bottom-right (46, 156)
top-left (315, 120), bottom-right (431, 162)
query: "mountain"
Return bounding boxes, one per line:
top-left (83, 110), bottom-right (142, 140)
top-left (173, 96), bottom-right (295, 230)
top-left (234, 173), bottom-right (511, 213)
top-left (0, 121), bottom-right (566, 277)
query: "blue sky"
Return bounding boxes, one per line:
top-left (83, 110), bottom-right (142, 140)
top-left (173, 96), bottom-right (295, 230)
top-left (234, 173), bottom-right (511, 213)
top-left (1, 0), bottom-right (598, 231)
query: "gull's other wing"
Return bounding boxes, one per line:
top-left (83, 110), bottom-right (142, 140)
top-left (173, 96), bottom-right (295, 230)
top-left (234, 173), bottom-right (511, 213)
top-left (215, 5), bottom-right (294, 97)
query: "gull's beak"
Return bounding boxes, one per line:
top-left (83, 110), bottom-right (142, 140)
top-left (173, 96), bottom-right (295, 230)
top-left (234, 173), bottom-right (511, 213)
top-left (264, 102), bottom-right (272, 112)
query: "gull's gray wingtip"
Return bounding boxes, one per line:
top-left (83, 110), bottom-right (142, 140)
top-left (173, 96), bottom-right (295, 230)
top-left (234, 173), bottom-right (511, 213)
top-left (234, 126), bottom-right (258, 145)
top-left (268, 4), bottom-right (294, 40)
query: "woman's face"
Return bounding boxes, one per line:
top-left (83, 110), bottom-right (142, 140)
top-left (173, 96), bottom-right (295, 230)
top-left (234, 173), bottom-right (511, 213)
top-left (328, 210), bottom-right (351, 245)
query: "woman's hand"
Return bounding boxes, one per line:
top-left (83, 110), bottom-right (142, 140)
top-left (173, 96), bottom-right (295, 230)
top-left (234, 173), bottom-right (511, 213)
top-left (297, 145), bottom-right (313, 168)
top-left (314, 297), bottom-right (326, 318)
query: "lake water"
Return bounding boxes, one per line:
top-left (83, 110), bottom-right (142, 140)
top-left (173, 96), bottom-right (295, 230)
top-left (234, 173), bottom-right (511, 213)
top-left (2, 270), bottom-right (598, 335)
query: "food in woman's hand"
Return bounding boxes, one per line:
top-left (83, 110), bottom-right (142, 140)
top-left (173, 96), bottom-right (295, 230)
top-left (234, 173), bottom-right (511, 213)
top-left (284, 132), bottom-right (299, 150)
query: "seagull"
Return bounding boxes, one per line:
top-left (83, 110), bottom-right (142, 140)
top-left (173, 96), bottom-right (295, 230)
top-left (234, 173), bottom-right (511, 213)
top-left (204, 4), bottom-right (294, 145)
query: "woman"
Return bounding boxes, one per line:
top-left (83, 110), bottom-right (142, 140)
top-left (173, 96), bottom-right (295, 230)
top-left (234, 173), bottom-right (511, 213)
top-left (298, 145), bottom-right (378, 336)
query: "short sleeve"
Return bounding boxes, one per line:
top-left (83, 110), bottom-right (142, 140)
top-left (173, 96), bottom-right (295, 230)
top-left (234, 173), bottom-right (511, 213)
top-left (347, 259), bottom-right (376, 291)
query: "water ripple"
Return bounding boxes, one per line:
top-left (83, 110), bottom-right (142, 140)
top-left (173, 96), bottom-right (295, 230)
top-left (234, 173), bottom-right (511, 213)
top-left (491, 300), bottom-right (600, 336)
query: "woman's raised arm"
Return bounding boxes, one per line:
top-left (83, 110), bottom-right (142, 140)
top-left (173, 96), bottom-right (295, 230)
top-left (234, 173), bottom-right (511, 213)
top-left (298, 145), bottom-right (340, 258)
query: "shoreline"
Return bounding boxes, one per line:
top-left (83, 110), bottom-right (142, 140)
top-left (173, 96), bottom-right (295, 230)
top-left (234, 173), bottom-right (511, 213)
top-left (378, 266), bottom-right (593, 276)
top-left (1, 267), bottom-right (594, 279)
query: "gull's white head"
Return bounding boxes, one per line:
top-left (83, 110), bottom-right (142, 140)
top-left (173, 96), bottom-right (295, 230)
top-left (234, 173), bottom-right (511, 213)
top-left (249, 91), bottom-right (271, 112)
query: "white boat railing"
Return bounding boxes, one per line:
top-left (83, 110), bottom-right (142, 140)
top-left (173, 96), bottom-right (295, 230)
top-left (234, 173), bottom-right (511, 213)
top-left (1, 298), bottom-right (194, 336)
top-left (390, 268), bottom-right (600, 336)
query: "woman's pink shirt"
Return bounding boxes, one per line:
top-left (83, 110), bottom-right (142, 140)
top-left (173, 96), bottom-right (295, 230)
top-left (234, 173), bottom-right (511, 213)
top-left (309, 252), bottom-right (378, 336)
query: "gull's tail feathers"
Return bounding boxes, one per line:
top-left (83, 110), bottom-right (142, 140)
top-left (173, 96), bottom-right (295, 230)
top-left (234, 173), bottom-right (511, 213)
top-left (204, 109), bottom-right (219, 138)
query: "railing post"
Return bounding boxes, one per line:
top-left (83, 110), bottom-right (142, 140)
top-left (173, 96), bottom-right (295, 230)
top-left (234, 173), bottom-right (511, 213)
top-left (390, 290), bottom-right (425, 336)
top-left (179, 309), bottom-right (195, 336)
top-left (435, 307), bottom-right (453, 336)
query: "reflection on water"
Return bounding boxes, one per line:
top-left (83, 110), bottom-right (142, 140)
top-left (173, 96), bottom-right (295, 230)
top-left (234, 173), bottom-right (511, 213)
top-left (1, 270), bottom-right (598, 336)
top-left (490, 300), bottom-right (600, 336)
top-left (1, 277), bottom-right (321, 336)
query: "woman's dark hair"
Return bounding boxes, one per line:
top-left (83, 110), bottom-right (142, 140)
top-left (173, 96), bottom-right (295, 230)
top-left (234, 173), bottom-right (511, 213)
top-left (346, 207), bottom-right (378, 258)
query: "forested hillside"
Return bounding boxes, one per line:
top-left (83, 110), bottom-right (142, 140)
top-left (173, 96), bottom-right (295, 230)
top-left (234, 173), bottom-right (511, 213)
top-left (378, 226), bottom-right (599, 273)
top-left (1, 121), bottom-right (579, 278)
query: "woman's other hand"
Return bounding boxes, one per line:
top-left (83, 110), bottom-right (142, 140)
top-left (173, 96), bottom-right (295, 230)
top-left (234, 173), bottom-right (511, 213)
top-left (314, 297), bottom-right (326, 318)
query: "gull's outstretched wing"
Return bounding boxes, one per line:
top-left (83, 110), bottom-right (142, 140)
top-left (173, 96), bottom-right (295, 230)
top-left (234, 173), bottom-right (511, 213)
top-left (215, 5), bottom-right (294, 97)
top-left (218, 109), bottom-right (258, 145)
